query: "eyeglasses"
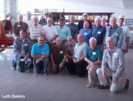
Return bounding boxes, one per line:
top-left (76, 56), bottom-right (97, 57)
top-left (39, 40), bottom-right (44, 42)
top-left (45, 14), bottom-right (49, 15)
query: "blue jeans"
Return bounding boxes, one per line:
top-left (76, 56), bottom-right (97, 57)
top-left (17, 57), bottom-right (32, 72)
top-left (12, 60), bottom-right (16, 68)
top-left (34, 58), bottom-right (49, 74)
top-left (52, 59), bottom-right (66, 74)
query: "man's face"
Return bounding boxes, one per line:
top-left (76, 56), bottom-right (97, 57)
top-left (38, 37), bottom-right (45, 46)
top-left (89, 39), bottom-right (96, 49)
top-left (110, 17), bottom-right (117, 27)
top-left (33, 17), bottom-right (38, 24)
top-left (27, 14), bottom-right (31, 19)
top-left (101, 18), bottom-right (106, 25)
top-left (67, 37), bottom-right (72, 45)
top-left (83, 22), bottom-right (89, 29)
top-left (106, 38), bottom-right (114, 48)
top-left (59, 20), bottom-right (64, 26)
top-left (44, 12), bottom-right (49, 18)
top-left (95, 19), bottom-right (101, 27)
top-left (83, 16), bottom-right (87, 21)
top-left (56, 39), bottom-right (62, 46)
top-left (18, 15), bottom-right (23, 22)
top-left (69, 17), bottom-right (74, 24)
top-left (118, 18), bottom-right (124, 25)
top-left (47, 19), bottom-right (52, 26)
top-left (20, 31), bottom-right (26, 39)
top-left (77, 34), bottom-right (83, 43)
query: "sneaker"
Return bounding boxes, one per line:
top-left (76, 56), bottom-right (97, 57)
top-left (12, 67), bottom-right (16, 70)
top-left (98, 85), bottom-right (109, 89)
top-left (44, 73), bottom-right (48, 76)
top-left (86, 83), bottom-right (94, 88)
top-left (27, 69), bottom-right (30, 73)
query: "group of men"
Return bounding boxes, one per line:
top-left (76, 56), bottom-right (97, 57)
top-left (12, 11), bottom-right (130, 93)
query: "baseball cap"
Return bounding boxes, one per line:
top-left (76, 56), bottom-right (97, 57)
top-left (118, 15), bottom-right (124, 19)
top-left (83, 13), bottom-right (88, 16)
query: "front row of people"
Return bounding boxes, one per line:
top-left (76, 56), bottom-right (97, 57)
top-left (13, 30), bottom-right (129, 93)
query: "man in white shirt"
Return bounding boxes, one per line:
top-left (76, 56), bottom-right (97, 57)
top-left (23, 11), bottom-right (33, 26)
top-left (43, 18), bottom-right (58, 46)
top-left (118, 15), bottom-right (130, 54)
top-left (28, 16), bottom-right (45, 45)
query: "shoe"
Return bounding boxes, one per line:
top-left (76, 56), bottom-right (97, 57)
top-left (86, 83), bottom-right (94, 88)
top-left (98, 85), bottom-right (109, 89)
top-left (125, 79), bottom-right (129, 89)
top-left (12, 67), bottom-right (16, 70)
top-left (44, 73), bottom-right (48, 76)
top-left (27, 69), bottom-right (30, 73)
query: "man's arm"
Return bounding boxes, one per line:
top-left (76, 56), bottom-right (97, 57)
top-left (13, 39), bottom-right (22, 57)
top-left (117, 28), bottom-right (123, 48)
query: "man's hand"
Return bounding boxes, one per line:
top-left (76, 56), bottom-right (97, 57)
top-left (113, 77), bottom-right (118, 85)
top-left (73, 58), bottom-right (77, 63)
top-left (52, 63), bottom-right (56, 70)
top-left (35, 59), bottom-right (41, 64)
top-left (59, 62), bottom-right (63, 68)
top-left (90, 62), bottom-right (95, 67)
top-left (68, 56), bottom-right (72, 60)
top-left (125, 48), bottom-right (128, 53)
top-left (48, 39), bottom-right (52, 45)
top-left (102, 70), bottom-right (106, 78)
top-left (86, 65), bottom-right (91, 70)
top-left (24, 57), bottom-right (28, 62)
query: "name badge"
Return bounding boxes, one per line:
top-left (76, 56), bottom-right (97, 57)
top-left (42, 52), bottom-right (45, 54)
top-left (93, 52), bottom-right (96, 55)
top-left (60, 51), bottom-right (63, 54)
top-left (98, 31), bottom-right (101, 34)
top-left (113, 53), bottom-right (118, 58)
top-left (24, 44), bottom-right (27, 46)
top-left (84, 33), bottom-right (87, 35)
top-left (17, 25), bottom-right (20, 27)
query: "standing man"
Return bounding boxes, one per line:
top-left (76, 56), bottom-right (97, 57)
top-left (101, 17), bottom-right (109, 30)
top-left (50, 38), bottom-right (67, 74)
top-left (79, 21), bottom-right (91, 45)
top-left (57, 17), bottom-right (71, 45)
top-left (23, 11), bottom-right (33, 26)
top-left (91, 17), bottom-right (106, 51)
top-left (31, 36), bottom-right (49, 76)
top-left (84, 37), bottom-right (103, 87)
top-left (78, 13), bottom-right (92, 30)
top-left (67, 15), bottom-right (79, 41)
top-left (96, 37), bottom-right (129, 93)
top-left (43, 18), bottom-right (58, 46)
top-left (118, 15), bottom-right (130, 53)
top-left (104, 17), bottom-right (123, 50)
top-left (13, 29), bottom-right (32, 72)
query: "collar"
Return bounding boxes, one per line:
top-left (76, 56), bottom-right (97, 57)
top-left (108, 47), bottom-right (117, 52)
top-left (111, 25), bottom-right (118, 29)
top-left (83, 28), bottom-right (90, 31)
top-left (96, 25), bottom-right (101, 29)
top-left (89, 46), bottom-right (98, 51)
top-left (37, 43), bottom-right (45, 47)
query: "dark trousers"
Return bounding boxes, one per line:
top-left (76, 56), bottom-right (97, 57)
top-left (66, 59), bottom-right (87, 77)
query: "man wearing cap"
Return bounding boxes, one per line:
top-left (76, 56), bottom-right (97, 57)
top-left (104, 17), bottom-right (123, 50)
top-left (23, 11), bottom-right (33, 26)
top-left (67, 15), bottom-right (79, 41)
top-left (91, 17), bottom-right (106, 51)
top-left (57, 17), bottom-right (71, 45)
top-left (118, 15), bottom-right (130, 53)
top-left (78, 13), bottom-right (92, 30)
top-left (79, 21), bottom-right (91, 45)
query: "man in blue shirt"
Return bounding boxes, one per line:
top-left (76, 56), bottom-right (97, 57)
top-left (84, 37), bottom-right (103, 88)
top-left (79, 21), bottom-right (91, 45)
top-left (31, 36), bottom-right (49, 76)
top-left (13, 29), bottom-right (32, 72)
top-left (57, 17), bottom-right (71, 45)
top-left (91, 17), bottom-right (106, 51)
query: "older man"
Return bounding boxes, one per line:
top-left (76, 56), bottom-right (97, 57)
top-left (78, 13), bottom-right (92, 30)
top-left (13, 29), bottom-right (32, 72)
top-left (84, 37), bottom-right (103, 87)
top-left (65, 36), bottom-right (76, 74)
top-left (31, 36), bottom-right (49, 75)
top-left (67, 15), bottom-right (79, 41)
top-left (39, 11), bottom-right (54, 26)
top-left (104, 17), bottom-right (123, 50)
top-left (28, 16), bottom-right (44, 45)
top-left (43, 18), bottom-right (58, 46)
top-left (96, 37), bottom-right (129, 93)
top-left (13, 14), bottom-right (28, 38)
top-left (57, 17), bottom-right (71, 45)
top-left (118, 15), bottom-right (130, 53)
top-left (91, 17), bottom-right (106, 51)
top-left (101, 17), bottom-right (109, 30)
top-left (79, 21), bottom-right (91, 45)
top-left (50, 38), bottom-right (67, 74)
top-left (23, 11), bottom-right (33, 26)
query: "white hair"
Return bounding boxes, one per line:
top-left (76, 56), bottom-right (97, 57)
top-left (69, 15), bottom-right (75, 19)
top-left (89, 37), bottom-right (97, 43)
top-left (56, 37), bottom-right (62, 42)
top-left (43, 10), bottom-right (50, 15)
top-left (47, 17), bottom-right (53, 22)
top-left (94, 17), bottom-right (101, 22)
top-left (106, 37), bottom-right (115, 42)
top-left (110, 16), bottom-right (117, 21)
top-left (67, 36), bottom-right (72, 40)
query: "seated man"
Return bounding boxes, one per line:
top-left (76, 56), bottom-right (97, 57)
top-left (50, 37), bottom-right (67, 74)
top-left (31, 36), bottom-right (49, 76)
top-left (65, 36), bottom-right (76, 75)
top-left (96, 37), bottom-right (129, 93)
top-left (84, 37), bottom-right (103, 87)
top-left (13, 29), bottom-right (32, 72)
top-left (66, 34), bottom-right (88, 77)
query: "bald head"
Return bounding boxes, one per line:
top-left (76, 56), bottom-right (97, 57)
top-left (67, 36), bottom-right (73, 44)
top-left (47, 17), bottom-right (53, 26)
top-left (56, 37), bottom-right (62, 46)
top-left (77, 34), bottom-right (84, 43)
top-left (110, 17), bottom-right (117, 27)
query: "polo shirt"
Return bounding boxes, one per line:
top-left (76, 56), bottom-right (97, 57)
top-left (50, 45), bottom-right (67, 64)
top-left (79, 28), bottom-right (91, 45)
top-left (66, 23), bottom-right (79, 38)
top-left (28, 24), bottom-right (44, 40)
top-left (31, 43), bottom-right (49, 60)
top-left (85, 46), bottom-right (103, 65)
top-left (43, 25), bottom-right (58, 43)
top-left (91, 25), bottom-right (106, 45)
top-left (74, 42), bottom-right (88, 59)
top-left (23, 19), bottom-right (33, 26)
top-left (57, 25), bottom-right (71, 41)
top-left (78, 20), bottom-right (92, 30)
